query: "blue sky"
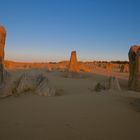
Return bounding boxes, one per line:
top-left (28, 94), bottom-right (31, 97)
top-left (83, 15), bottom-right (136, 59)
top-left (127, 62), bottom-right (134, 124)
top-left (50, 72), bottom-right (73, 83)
top-left (0, 0), bottom-right (140, 62)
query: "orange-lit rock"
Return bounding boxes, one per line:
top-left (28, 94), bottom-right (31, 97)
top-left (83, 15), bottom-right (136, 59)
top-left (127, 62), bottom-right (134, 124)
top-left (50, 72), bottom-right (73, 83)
top-left (0, 25), bottom-right (6, 86)
top-left (68, 51), bottom-right (79, 73)
top-left (17, 71), bottom-right (55, 96)
top-left (106, 63), bottom-right (113, 72)
top-left (120, 64), bottom-right (129, 73)
top-left (56, 61), bottom-right (68, 72)
top-left (4, 60), bottom-right (14, 69)
top-left (78, 62), bottom-right (92, 72)
top-left (47, 64), bottom-right (53, 72)
top-left (128, 45), bottom-right (140, 91)
top-left (94, 76), bottom-right (121, 92)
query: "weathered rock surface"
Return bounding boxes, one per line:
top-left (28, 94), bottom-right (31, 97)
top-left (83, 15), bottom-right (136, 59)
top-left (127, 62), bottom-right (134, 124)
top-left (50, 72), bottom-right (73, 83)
top-left (0, 25), bottom-right (6, 86)
top-left (0, 70), bottom-right (55, 98)
top-left (105, 63), bottom-right (113, 72)
top-left (36, 77), bottom-right (55, 96)
top-left (135, 49), bottom-right (140, 91)
top-left (120, 64), bottom-right (129, 73)
top-left (128, 45), bottom-right (140, 91)
top-left (17, 71), bottom-right (55, 96)
top-left (0, 71), bottom-right (12, 97)
top-left (68, 51), bottom-right (79, 73)
top-left (94, 76), bottom-right (121, 92)
top-left (16, 72), bottom-right (37, 93)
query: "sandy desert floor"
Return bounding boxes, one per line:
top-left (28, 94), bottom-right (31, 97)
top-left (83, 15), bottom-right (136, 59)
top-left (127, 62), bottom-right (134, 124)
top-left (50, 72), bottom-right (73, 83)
top-left (0, 70), bottom-right (140, 140)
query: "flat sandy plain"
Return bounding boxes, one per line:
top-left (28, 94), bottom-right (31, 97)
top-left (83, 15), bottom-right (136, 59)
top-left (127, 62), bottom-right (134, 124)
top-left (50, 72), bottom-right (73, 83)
top-left (0, 69), bottom-right (140, 140)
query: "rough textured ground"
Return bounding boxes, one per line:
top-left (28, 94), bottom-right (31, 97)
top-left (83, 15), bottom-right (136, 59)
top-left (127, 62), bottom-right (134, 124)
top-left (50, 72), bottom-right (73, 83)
top-left (0, 69), bottom-right (140, 140)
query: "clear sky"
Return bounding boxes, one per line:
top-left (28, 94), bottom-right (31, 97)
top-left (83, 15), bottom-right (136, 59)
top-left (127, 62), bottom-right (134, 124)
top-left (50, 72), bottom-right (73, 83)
top-left (0, 0), bottom-right (140, 62)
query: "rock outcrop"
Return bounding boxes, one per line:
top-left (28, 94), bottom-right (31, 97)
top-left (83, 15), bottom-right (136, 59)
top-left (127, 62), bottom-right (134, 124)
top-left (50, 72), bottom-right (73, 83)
top-left (0, 25), bottom-right (6, 86)
top-left (0, 70), bottom-right (56, 98)
top-left (120, 64), bottom-right (129, 73)
top-left (68, 51), bottom-right (79, 73)
top-left (106, 63), bottom-right (113, 72)
top-left (0, 71), bottom-right (12, 97)
top-left (36, 76), bottom-right (55, 96)
top-left (128, 45), bottom-right (140, 91)
top-left (94, 76), bottom-right (121, 92)
top-left (135, 48), bottom-right (140, 90)
top-left (16, 71), bottom-right (55, 96)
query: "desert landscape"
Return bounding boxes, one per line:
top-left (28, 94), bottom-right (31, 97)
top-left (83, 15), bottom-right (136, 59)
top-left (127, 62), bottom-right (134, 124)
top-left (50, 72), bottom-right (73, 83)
top-left (1, 25), bottom-right (140, 140)
top-left (0, 0), bottom-right (140, 140)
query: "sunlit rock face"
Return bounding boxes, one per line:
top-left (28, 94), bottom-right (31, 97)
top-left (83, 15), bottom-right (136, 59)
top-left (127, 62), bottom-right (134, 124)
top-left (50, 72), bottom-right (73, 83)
top-left (68, 51), bottom-right (79, 73)
top-left (0, 25), bottom-right (6, 86)
top-left (128, 45), bottom-right (140, 91)
top-left (120, 64), bottom-right (129, 73)
top-left (16, 71), bottom-right (56, 96)
top-left (106, 63), bottom-right (113, 72)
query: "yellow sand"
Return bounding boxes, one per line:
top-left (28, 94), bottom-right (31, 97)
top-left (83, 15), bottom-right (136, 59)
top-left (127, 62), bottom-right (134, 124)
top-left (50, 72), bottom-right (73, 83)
top-left (0, 70), bottom-right (140, 140)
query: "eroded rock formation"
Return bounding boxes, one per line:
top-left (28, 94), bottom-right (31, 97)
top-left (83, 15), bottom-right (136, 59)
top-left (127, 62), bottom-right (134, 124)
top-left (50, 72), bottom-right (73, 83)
top-left (120, 64), bottom-right (129, 73)
top-left (68, 51), bottom-right (79, 72)
top-left (106, 63), bottom-right (113, 72)
top-left (0, 25), bottom-right (6, 86)
top-left (128, 45), bottom-right (140, 91)
top-left (17, 71), bottom-right (55, 96)
top-left (0, 70), bottom-right (56, 98)
top-left (94, 76), bottom-right (121, 92)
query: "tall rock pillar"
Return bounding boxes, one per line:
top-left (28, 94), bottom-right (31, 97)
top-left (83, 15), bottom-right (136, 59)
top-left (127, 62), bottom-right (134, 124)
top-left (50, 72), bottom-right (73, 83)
top-left (68, 51), bottom-right (79, 73)
top-left (0, 25), bottom-right (6, 86)
top-left (128, 45), bottom-right (140, 91)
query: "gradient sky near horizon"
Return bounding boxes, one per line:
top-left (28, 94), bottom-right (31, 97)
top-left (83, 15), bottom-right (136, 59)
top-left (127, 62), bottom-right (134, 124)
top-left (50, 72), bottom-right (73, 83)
top-left (0, 0), bottom-right (140, 62)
